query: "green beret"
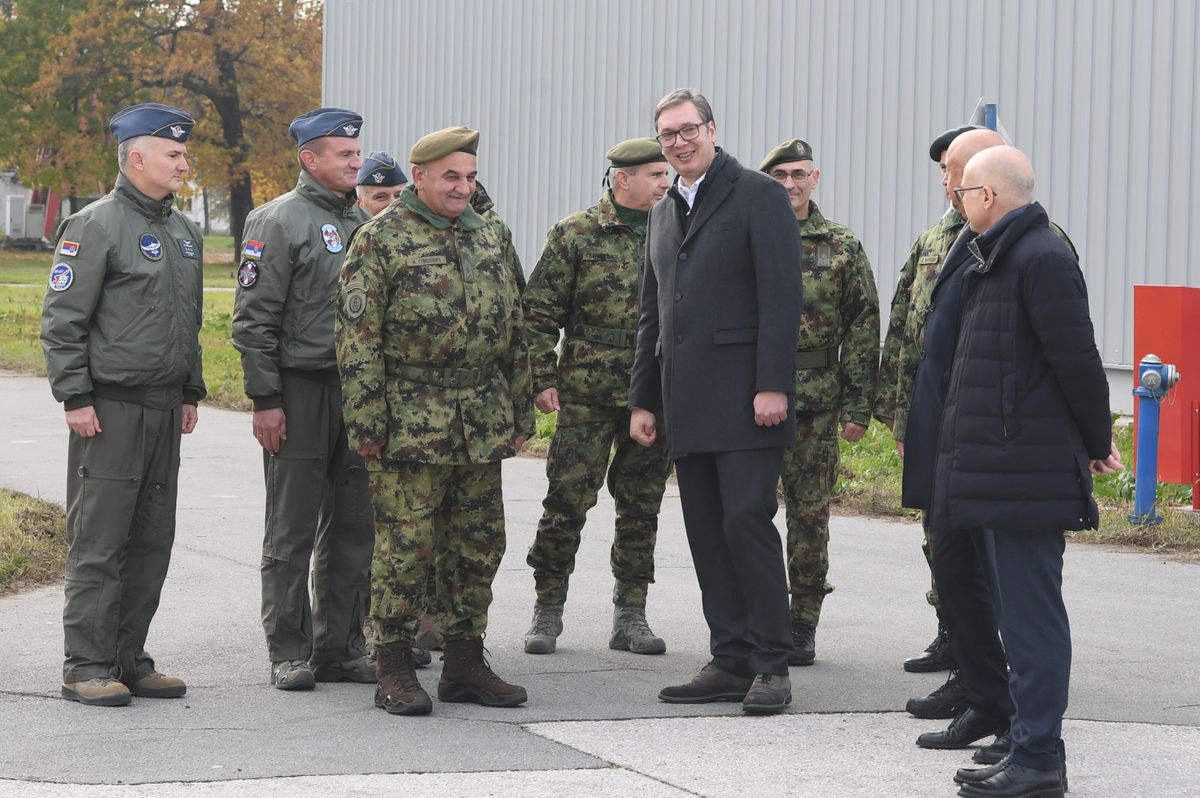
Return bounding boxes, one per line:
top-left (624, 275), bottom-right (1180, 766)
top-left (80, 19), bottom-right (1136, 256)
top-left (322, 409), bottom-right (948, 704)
top-left (606, 137), bottom-right (667, 167)
top-left (759, 138), bottom-right (814, 172)
top-left (409, 126), bottom-right (479, 165)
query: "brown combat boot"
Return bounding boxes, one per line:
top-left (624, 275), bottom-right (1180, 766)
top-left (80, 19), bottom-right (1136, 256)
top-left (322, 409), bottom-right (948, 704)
top-left (438, 637), bottom-right (527, 707)
top-left (374, 643), bottom-right (432, 716)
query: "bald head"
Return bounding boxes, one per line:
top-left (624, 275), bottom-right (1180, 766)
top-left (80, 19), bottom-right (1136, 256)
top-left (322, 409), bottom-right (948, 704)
top-left (944, 128), bottom-right (1005, 212)
top-left (960, 145), bottom-right (1036, 233)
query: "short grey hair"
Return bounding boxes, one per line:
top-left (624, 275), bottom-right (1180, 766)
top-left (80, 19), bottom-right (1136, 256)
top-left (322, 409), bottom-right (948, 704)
top-left (654, 88), bottom-right (715, 127)
top-left (117, 135), bottom-right (151, 171)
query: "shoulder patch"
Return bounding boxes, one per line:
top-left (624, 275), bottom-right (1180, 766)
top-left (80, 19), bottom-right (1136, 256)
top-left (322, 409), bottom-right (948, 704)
top-left (58, 240), bottom-right (80, 257)
top-left (343, 286), bottom-right (367, 320)
top-left (237, 260), bottom-right (259, 288)
top-left (242, 239), bottom-right (265, 260)
top-left (49, 263), bottom-right (74, 292)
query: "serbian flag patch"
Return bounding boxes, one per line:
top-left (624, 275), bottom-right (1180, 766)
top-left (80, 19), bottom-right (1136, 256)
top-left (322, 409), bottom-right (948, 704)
top-left (242, 239), bottom-right (265, 259)
top-left (59, 240), bottom-right (80, 257)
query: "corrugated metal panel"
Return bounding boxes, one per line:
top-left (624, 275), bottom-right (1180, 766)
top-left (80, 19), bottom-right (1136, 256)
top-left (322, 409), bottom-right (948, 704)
top-left (325, 0), bottom-right (1200, 387)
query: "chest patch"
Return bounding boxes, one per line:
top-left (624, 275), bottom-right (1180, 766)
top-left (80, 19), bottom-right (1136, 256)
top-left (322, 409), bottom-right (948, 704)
top-left (49, 263), bottom-right (74, 292)
top-left (238, 260), bottom-right (259, 288)
top-left (321, 223), bottom-right (343, 253)
top-left (178, 238), bottom-right (198, 259)
top-left (139, 233), bottom-right (163, 261)
top-left (816, 244), bottom-right (832, 270)
top-left (918, 255), bottom-right (940, 266)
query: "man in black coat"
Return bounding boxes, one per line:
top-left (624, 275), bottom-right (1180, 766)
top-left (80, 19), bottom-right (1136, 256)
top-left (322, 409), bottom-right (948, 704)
top-left (629, 88), bottom-right (803, 715)
top-left (917, 145), bottom-right (1121, 798)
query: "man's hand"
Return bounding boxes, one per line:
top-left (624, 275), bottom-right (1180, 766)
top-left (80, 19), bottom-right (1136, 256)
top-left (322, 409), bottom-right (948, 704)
top-left (841, 421), bottom-right (868, 442)
top-left (753, 391), bottom-right (789, 427)
top-left (253, 408), bottom-right (287, 454)
top-left (897, 440), bottom-right (905, 459)
top-left (65, 406), bottom-right (101, 437)
top-left (357, 443), bottom-right (383, 460)
top-left (181, 404), bottom-right (198, 435)
top-left (1090, 442), bottom-right (1124, 475)
top-left (534, 387), bottom-right (560, 414)
top-left (514, 434), bottom-right (529, 450)
top-left (630, 408), bottom-right (658, 446)
top-left (878, 416), bottom-right (895, 431)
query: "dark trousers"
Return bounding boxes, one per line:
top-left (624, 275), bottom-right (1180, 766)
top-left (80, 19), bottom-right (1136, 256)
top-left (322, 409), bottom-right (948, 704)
top-left (932, 525), bottom-right (1070, 772)
top-left (986, 529), bottom-right (1071, 772)
top-left (673, 447), bottom-right (792, 676)
top-left (930, 526), bottom-right (1013, 719)
top-left (63, 396), bottom-right (180, 683)
top-left (260, 371), bottom-right (374, 665)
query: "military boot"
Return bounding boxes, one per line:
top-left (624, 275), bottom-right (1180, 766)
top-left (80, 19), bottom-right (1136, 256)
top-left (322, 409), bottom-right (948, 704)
top-left (904, 618), bottom-right (955, 673)
top-left (523, 603), bottom-right (564, 654)
top-left (61, 678), bottom-right (132, 707)
top-left (906, 669), bottom-right (969, 719)
top-left (609, 605), bottom-right (666, 655)
top-left (438, 637), bottom-right (528, 707)
top-left (789, 620), bottom-right (816, 666)
top-left (374, 642), bottom-right (432, 716)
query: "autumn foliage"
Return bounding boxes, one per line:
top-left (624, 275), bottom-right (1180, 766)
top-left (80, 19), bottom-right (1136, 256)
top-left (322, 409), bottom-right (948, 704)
top-left (0, 0), bottom-right (323, 247)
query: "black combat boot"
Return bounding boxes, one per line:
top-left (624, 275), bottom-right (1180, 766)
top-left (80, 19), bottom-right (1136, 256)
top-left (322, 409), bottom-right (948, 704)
top-left (374, 642), bottom-right (432, 716)
top-left (906, 669), bottom-right (969, 719)
top-left (438, 637), bottom-right (528, 707)
top-left (788, 620), bottom-right (816, 666)
top-left (904, 616), bottom-right (955, 673)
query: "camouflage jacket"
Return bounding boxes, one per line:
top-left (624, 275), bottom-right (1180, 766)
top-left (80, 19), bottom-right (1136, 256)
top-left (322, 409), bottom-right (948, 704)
top-left (878, 207), bottom-right (1077, 441)
top-left (232, 170), bottom-right (368, 409)
top-left (472, 180), bottom-right (525, 291)
top-left (522, 190), bottom-right (646, 407)
top-left (40, 174), bottom-right (205, 410)
top-left (793, 202), bottom-right (880, 423)
top-left (335, 185), bottom-right (534, 465)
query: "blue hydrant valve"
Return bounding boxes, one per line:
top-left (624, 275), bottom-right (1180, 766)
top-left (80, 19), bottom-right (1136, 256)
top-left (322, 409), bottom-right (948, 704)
top-left (1130, 353), bottom-right (1182, 524)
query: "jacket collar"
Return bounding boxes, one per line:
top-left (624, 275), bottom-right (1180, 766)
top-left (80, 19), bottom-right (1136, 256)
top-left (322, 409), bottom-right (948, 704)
top-left (400, 184), bottom-right (486, 230)
top-left (295, 170), bottom-right (360, 217)
top-left (597, 189), bottom-right (635, 230)
top-left (800, 201), bottom-right (831, 237)
top-left (114, 174), bottom-right (175, 223)
top-left (939, 206), bottom-right (966, 234)
top-left (966, 202), bottom-right (1047, 275)
top-left (677, 149), bottom-right (740, 245)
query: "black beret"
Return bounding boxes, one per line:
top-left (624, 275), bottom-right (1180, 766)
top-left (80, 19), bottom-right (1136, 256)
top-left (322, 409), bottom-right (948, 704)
top-left (928, 125), bottom-right (982, 162)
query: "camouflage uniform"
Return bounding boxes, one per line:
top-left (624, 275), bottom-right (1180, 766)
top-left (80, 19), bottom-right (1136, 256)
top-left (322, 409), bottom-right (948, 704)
top-left (336, 184), bottom-right (533, 647)
top-left (878, 208), bottom-right (1077, 607)
top-left (782, 202), bottom-right (879, 626)
top-left (522, 190), bottom-right (671, 608)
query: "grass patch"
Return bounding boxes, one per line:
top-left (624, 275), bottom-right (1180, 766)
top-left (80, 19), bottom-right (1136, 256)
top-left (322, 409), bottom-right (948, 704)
top-left (0, 284), bottom-right (49, 376)
top-left (0, 489), bottom-right (67, 595)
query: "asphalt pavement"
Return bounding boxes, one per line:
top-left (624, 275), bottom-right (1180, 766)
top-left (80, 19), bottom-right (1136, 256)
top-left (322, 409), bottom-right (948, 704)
top-left (1, 372), bottom-right (1196, 797)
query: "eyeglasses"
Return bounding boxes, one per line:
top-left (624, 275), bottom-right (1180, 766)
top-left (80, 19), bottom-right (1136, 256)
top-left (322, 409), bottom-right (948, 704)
top-left (655, 123), bottom-right (705, 147)
top-left (770, 169), bottom-right (812, 184)
top-left (952, 185), bottom-right (994, 201)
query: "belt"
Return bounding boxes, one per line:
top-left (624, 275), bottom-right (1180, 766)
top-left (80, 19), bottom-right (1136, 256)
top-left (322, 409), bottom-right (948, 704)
top-left (795, 347), bottom-right (836, 369)
top-left (91, 382), bottom-right (181, 407)
top-left (392, 363), bottom-right (497, 388)
top-left (572, 323), bottom-right (638, 349)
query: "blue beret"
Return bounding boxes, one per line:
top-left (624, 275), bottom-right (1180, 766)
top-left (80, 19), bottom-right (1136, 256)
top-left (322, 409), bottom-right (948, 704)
top-left (357, 151), bottom-right (408, 186)
top-left (289, 107), bottom-right (363, 147)
top-left (108, 103), bottom-right (195, 144)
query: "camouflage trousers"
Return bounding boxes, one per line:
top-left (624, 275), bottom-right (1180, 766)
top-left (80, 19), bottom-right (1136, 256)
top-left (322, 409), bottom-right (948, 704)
top-left (921, 513), bottom-right (940, 607)
top-left (780, 409), bottom-right (839, 626)
top-left (527, 403), bottom-right (670, 607)
top-left (368, 461), bottom-right (505, 646)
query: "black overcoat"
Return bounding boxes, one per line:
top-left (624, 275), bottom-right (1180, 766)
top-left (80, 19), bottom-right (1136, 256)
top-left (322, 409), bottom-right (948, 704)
top-left (928, 202), bottom-right (1112, 532)
top-left (629, 150), bottom-right (803, 457)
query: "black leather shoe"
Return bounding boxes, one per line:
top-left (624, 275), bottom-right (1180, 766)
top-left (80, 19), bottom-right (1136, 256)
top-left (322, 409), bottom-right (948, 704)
top-left (906, 670), bottom-right (968, 719)
top-left (972, 730), bottom-right (1012, 764)
top-left (788, 621), bottom-right (815, 666)
top-left (916, 707), bottom-right (1008, 750)
top-left (954, 756), bottom-right (1008, 785)
top-left (904, 621), bottom-right (955, 673)
top-left (955, 761), bottom-right (1065, 797)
